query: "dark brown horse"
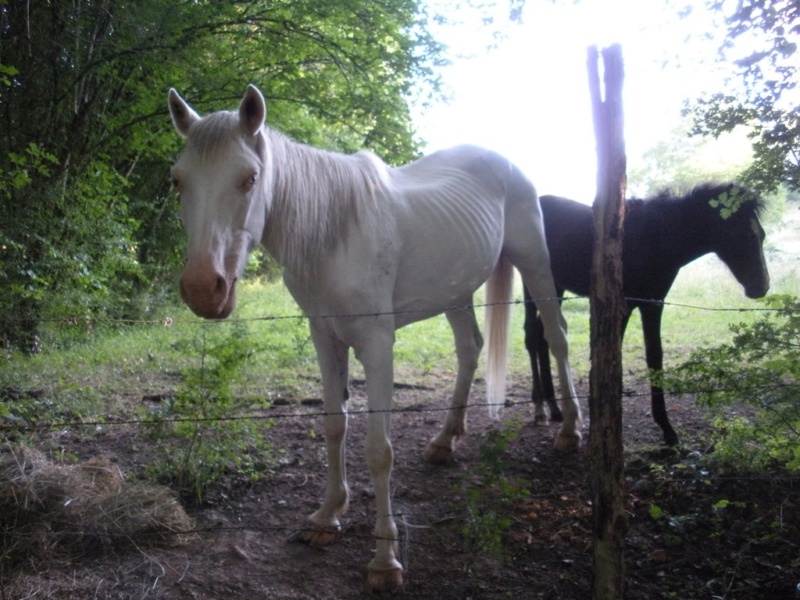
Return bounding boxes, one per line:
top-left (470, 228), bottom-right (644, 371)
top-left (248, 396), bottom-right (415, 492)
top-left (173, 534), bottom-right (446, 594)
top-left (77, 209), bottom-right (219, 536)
top-left (525, 183), bottom-right (770, 445)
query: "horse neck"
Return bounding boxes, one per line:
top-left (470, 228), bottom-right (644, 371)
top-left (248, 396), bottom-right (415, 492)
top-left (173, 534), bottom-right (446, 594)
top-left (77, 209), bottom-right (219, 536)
top-left (261, 131), bottom-right (386, 278)
top-left (650, 196), bottom-right (723, 268)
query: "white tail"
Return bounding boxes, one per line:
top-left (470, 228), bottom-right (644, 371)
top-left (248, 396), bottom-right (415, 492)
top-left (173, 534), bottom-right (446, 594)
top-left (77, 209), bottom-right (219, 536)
top-left (484, 252), bottom-right (514, 419)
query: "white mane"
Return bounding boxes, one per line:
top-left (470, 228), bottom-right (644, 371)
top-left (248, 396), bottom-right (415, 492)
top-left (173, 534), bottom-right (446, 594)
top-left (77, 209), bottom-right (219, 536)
top-left (261, 129), bottom-right (395, 279)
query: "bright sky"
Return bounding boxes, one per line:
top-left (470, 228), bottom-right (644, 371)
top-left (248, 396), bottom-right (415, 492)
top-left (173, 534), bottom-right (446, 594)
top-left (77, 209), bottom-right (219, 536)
top-left (415, 0), bottom-right (732, 201)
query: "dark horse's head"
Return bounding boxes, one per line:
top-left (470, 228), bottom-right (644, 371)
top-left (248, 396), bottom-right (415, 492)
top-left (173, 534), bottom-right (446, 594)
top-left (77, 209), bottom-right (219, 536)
top-left (697, 183), bottom-right (770, 299)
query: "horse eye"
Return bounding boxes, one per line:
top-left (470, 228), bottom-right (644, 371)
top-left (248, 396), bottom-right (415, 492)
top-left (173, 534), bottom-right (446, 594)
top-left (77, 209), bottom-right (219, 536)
top-left (242, 174), bottom-right (257, 191)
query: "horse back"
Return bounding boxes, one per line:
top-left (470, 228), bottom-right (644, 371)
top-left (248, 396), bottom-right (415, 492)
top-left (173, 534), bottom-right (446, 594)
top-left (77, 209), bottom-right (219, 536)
top-left (540, 195), bottom-right (681, 302)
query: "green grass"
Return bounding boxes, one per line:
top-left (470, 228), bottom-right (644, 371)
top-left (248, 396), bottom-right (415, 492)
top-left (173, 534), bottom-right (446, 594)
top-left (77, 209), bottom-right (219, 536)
top-left (1, 214), bottom-right (796, 426)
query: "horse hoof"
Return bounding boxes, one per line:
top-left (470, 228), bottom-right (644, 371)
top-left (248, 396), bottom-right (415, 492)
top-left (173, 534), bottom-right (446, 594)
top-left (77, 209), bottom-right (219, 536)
top-left (288, 524), bottom-right (340, 547)
top-left (663, 430), bottom-right (680, 447)
top-left (553, 432), bottom-right (582, 453)
top-left (423, 441), bottom-right (452, 464)
top-left (533, 414), bottom-right (550, 427)
top-left (366, 563), bottom-right (404, 592)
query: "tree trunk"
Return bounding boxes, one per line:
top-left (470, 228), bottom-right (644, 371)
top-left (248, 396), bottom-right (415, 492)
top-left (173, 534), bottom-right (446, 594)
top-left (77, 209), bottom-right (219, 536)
top-left (587, 43), bottom-right (628, 600)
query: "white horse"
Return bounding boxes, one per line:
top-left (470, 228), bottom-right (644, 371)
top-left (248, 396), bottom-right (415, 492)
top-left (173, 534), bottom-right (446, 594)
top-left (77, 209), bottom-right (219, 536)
top-left (168, 85), bottom-right (581, 591)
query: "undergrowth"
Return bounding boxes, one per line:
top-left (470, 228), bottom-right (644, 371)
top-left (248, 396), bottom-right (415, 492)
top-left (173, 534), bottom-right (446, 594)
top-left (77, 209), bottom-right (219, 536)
top-left (142, 321), bottom-right (276, 503)
top-left (459, 419), bottom-right (529, 565)
top-left (660, 294), bottom-right (800, 472)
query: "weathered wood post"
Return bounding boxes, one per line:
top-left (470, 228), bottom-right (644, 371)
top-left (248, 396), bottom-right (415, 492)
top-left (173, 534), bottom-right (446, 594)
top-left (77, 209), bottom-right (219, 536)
top-left (587, 43), bottom-right (628, 599)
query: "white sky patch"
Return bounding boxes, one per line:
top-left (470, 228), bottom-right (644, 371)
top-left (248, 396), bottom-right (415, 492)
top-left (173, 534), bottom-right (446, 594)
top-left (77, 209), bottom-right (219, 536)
top-left (415, 1), bottom-right (734, 202)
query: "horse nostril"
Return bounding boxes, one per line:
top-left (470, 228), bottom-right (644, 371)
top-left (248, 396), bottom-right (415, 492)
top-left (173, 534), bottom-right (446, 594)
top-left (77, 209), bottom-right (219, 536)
top-left (215, 275), bottom-right (227, 297)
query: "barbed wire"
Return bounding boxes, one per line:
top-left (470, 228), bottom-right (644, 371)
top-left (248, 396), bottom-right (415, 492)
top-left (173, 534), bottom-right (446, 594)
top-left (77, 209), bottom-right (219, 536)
top-left (11, 293), bottom-right (792, 329)
top-left (2, 380), bottom-right (798, 434)
top-left (2, 294), bottom-right (796, 478)
top-left (1, 273), bottom-right (797, 583)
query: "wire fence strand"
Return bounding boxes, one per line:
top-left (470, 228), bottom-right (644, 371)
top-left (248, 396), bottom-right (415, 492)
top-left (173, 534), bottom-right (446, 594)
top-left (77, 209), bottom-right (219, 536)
top-left (1, 293), bottom-right (798, 568)
top-left (1, 294), bottom-right (796, 434)
top-left (17, 293), bottom-right (795, 328)
top-left (2, 380), bottom-right (799, 435)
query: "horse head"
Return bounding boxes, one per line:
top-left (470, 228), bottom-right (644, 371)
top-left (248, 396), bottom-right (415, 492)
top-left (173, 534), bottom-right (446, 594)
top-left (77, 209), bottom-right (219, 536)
top-left (168, 86), bottom-right (269, 319)
top-left (707, 183), bottom-right (770, 299)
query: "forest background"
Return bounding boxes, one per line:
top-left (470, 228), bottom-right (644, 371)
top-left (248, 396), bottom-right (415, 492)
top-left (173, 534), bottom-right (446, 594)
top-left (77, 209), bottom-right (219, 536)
top-left (1, 0), bottom-right (798, 353)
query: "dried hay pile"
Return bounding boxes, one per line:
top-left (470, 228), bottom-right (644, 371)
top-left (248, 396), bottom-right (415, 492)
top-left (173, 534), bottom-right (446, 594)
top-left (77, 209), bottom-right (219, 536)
top-left (0, 445), bottom-right (194, 567)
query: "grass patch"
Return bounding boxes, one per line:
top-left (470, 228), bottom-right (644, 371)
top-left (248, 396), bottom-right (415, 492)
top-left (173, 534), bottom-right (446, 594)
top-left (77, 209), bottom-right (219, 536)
top-left (0, 261), bottom-right (786, 422)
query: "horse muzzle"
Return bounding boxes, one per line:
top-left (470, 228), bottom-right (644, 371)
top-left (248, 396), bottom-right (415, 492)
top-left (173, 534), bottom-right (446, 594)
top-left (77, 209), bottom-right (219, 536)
top-left (744, 269), bottom-right (770, 299)
top-left (179, 264), bottom-right (237, 319)
top-left (745, 281), bottom-right (770, 300)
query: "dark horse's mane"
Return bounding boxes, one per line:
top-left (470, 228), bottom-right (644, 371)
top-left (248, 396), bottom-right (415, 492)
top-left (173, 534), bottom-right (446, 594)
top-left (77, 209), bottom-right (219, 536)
top-left (627, 182), bottom-right (764, 218)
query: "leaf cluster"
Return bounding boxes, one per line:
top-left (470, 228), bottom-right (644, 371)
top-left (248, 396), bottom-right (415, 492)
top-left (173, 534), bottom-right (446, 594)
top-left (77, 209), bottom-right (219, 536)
top-left (686, 1), bottom-right (800, 192)
top-left (660, 294), bottom-right (800, 471)
top-left (459, 420), bottom-right (529, 562)
top-left (143, 323), bottom-right (276, 503)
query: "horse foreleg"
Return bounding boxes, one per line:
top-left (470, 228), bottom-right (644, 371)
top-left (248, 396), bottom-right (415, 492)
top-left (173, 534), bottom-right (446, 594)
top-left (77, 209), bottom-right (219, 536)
top-left (291, 328), bottom-right (350, 547)
top-left (355, 326), bottom-right (403, 592)
top-left (640, 305), bottom-right (679, 446)
top-left (424, 306), bottom-right (483, 464)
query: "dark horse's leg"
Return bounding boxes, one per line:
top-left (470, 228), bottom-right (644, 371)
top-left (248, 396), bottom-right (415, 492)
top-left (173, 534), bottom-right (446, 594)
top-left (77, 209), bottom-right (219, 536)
top-left (523, 285), bottom-right (561, 423)
top-left (639, 304), bottom-right (680, 446)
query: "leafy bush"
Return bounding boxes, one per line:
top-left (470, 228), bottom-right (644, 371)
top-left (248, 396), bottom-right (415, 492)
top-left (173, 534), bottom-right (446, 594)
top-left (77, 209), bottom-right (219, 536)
top-left (460, 420), bottom-right (529, 561)
top-left (661, 294), bottom-right (800, 470)
top-left (143, 322), bottom-right (275, 503)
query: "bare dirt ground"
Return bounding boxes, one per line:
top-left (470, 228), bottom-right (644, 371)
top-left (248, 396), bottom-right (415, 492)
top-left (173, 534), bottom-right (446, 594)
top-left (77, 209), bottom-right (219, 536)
top-left (2, 374), bottom-right (798, 600)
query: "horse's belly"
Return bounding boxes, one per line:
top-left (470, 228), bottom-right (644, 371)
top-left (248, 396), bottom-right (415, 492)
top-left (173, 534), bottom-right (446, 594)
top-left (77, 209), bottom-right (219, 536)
top-left (392, 228), bottom-right (500, 328)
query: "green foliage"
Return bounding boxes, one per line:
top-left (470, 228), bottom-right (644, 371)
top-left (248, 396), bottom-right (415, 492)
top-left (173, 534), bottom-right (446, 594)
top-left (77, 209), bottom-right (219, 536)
top-left (687, 1), bottom-right (800, 192)
top-left (143, 323), bottom-right (275, 503)
top-left (0, 64), bottom-right (18, 87)
top-left (0, 0), bottom-right (445, 351)
top-left (460, 420), bottom-right (528, 562)
top-left (0, 379), bottom-right (104, 443)
top-left (708, 185), bottom-right (750, 219)
top-left (0, 143), bottom-right (58, 196)
top-left (661, 294), bottom-right (800, 471)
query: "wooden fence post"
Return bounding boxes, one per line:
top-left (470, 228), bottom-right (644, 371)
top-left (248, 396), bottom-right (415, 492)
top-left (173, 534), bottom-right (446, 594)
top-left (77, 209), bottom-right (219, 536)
top-left (587, 43), bottom-right (628, 600)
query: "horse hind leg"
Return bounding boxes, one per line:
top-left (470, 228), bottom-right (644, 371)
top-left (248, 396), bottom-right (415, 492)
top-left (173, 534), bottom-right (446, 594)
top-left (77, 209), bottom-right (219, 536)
top-left (535, 296), bottom-right (582, 452)
top-left (524, 285), bottom-right (549, 425)
top-left (523, 285), bottom-right (562, 425)
top-left (423, 305), bottom-right (483, 464)
top-left (500, 180), bottom-right (581, 451)
top-left (512, 254), bottom-right (582, 452)
top-left (537, 326), bottom-right (561, 421)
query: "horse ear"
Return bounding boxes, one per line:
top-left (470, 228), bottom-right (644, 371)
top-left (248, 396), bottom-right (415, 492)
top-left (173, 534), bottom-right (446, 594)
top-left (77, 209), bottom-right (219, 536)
top-left (239, 85), bottom-right (266, 137)
top-left (168, 89), bottom-right (200, 138)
